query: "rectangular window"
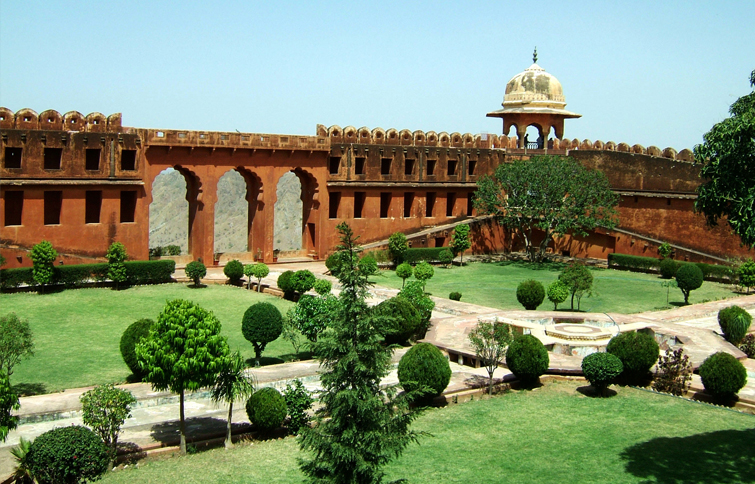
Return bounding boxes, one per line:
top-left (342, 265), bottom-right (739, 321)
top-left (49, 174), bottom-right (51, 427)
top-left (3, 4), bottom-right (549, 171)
top-left (447, 159), bottom-right (457, 176)
top-left (3, 191), bottom-right (23, 226)
top-left (4, 147), bottom-right (22, 169)
top-left (426, 159), bottom-right (436, 176)
top-left (468, 158), bottom-right (477, 176)
top-left (120, 190), bottom-right (137, 223)
top-left (426, 192), bottom-right (436, 217)
top-left (354, 157), bottom-right (366, 175)
top-left (329, 192), bottom-right (341, 219)
top-left (44, 191), bottom-right (62, 225)
top-left (329, 156), bottom-right (341, 175)
top-left (354, 192), bottom-right (366, 218)
top-left (404, 159), bottom-right (415, 176)
top-left (85, 149), bottom-right (101, 171)
top-left (380, 192), bottom-right (391, 218)
top-left (467, 193), bottom-right (474, 216)
top-left (446, 193), bottom-right (456, 217)
top-left (403, 192), bottom-right (414, 218)
top-left (85, 191), bottom-right (102, 224)
top-left (44, 148), bottom-right (63, 170)
top-left (381, 157), bottom-right (392, 175)
top-left (121, 150), bottom-right (137, 171)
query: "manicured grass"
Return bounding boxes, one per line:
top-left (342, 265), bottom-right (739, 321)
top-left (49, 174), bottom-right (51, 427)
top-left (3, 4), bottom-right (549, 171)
top-left (0, 284), bottom-right (296, 394)
top-left (373, 261), bottom-right (737, 313)
top-left (101, 381), bottom-right (755, 483)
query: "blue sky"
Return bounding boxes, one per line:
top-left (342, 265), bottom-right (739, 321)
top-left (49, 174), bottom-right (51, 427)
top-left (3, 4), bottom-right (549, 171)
top-left (1, 1), bottom-right (753, 151)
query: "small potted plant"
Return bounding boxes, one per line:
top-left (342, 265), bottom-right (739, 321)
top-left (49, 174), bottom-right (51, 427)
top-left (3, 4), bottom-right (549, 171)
top-left (273, 249), bottom-right (280, 262)
top-left (213, 252), bottom-right (222, 266)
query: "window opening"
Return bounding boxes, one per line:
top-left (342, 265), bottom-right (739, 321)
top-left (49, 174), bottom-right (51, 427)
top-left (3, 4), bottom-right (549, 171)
top-left (85, 191), bottom-right (102, 224)
top-left (447, 159), bottom-right (457, 176)
top-left (354, 156), bottom-right (366, 175)
top-left (354, 192), bottom-right (366, 218)
top-left (381, 157), bottom-right (392, 175)
top-left (44, 191), bottom-right (62, 225)
top-left (329, 156), bottom-right (341, 175)
top-left (4, 147), bottom-right (22, 169)
top-left (3, 191), bottom-right (23, 226)
top-left (426, 192), bottom-right (436, 217)
top-left (469, 158), bottom-right (477, 176)
top-left (446, 193), bottom-right (456, 217)
top-left (404, 159), bottom-right (415, 176)
top-left (404, 192), bottom-right (414, 218)
top-left (329, 192), bottom-right (341, 219)
top-left (426, 159), bottom-right (436, 176)
top-left (120, 191), bottom-right (137, 223)
top-left (85, 149), bottom-right (101, 171)
top-left (121, 150), bottom-right (137, 171)
top-left (467, 193), bottom-right (474, 216)
top-left (44, 148), bottom-right (62, 170)
top-left (380, 192), bottom-right (391, 218)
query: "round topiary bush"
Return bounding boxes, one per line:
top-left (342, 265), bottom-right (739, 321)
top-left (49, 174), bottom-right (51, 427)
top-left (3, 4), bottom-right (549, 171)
top-left (185, 260), bottom-right (207, 286)
top-left (505, 334), bottom-right (549, 386)
top-left (120, 318), bottom-right (154, 379)
top-left (398, 343), bottom-right (452, 402)
top-left (449, 291), bottom-right (462, 301)
top-left (224, 259), bottom-right (244, 283)
top-left (277, 270), bottom-right (295, 294)
top-left (313, 278), bottom-right (332, 296)
top-left (659, 258), bottom-right (679, 279)
top-left (325, 253), bottom-right (343, 277)
top-left (698, 351), bottom-right (748, 400)
top-left (246, 387), bottom-right (287, 431)
top-left (546, 279), bottom-right (569, 310)
top-left (242, 302), bottom-right (284, 360)
top-left (581, 352), bottom-right (623, 396)
top-left (718, 305), bottom-right (753, 345)
top-left (516, 280), bottom-right (545, 310)
top-left (373, 297), bottom-right (421, 344)
top-left (292, 270), bottom-right (316, 294)
top-left (358, 255), bottom-right (378, 276)
top-left (438, 249), bottom-right (454, 267)
top-left (414, 261), bottom-right (435, 283)
top-left (26, 425), bottom-right (109, 484)
top-left (606, 331), bottom-right (659, 381)
top-left (675, 263), bottom-right (704, 304)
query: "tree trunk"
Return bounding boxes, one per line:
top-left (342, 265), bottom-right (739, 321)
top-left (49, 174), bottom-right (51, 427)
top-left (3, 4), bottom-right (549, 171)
top-left (570, 292), bottom-right (575, 310)
top-left (225, 401), bottom-right (234, 449)
top-left (488, 370), bottom-right (494, 395)
top-left (257, 278), bottom-right (262, 292)
top-left (179, 388), bottom-right (186, 455)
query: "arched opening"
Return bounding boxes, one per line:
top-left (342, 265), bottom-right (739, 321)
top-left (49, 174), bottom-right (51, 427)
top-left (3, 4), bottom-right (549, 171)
top-left (149, 167), bottom-right (189, 255)
top-left (214, 170), bottom-right (248, 254)
top-left (524, 125), bottom-right (544, 149)
top-left (274, 172), bottom-right (303, 253)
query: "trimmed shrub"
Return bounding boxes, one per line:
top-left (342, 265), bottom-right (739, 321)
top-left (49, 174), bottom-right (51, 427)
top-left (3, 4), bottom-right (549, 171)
top-left (26, 425), bottom-right (109, 484)
top-left (676, 263), bottom-right (704, 304)
top-left (505, 334), bottom-right (549, 386)
top-left (739, 259), bottom-right (755, 293)
top-left (449, 291), bottom-right (462, 301)
top-left (581, 352), bottom-right (623, 396)
top-left (653, 348), bottom-right (692, 396)
top-left (414, 261), bottom-right (435, 284)
top-left (388, 232), bottom-right (409, 263)
top-left (438, 249), bottom-right (454, 268)
top-left (546, 280), bottom-right (569, 310)
top-left (659, 258), bottom-right (680, 279)
top-left (739, 333), bottom-right (755, 358)
top-left (124, 260), bottom-right (175, 285)
top-left (401, 247), bottom-right (448, 264)
top-left (288, 294), bottom-right (339, 342)
top-left (291, 270), bottom-right (316, 294)
top-left (718, 305), bottom-right (752, 345)
top-left (29, 240), bottom-right (57, 289)
top-left (185, 261), bottom-right (206, 286)
top-left (606, 331), bottom-right (659, 381)
top-left (313, 279), bottom-right (332, 296)
top-left (698, 351), bottom-right (748, 400)
top-left (283, 380), bottom-right (313, 435)
top-left (242, 302), bottom-right (284, 360)
top-left (516, 280), bottom-right (545, 310)
top-left (246, 387), bottom-right (287, 431)
top-left (607, 253), bottom-right (660, 272)
top-left (398, 281), bottom-right (435, 337)
top-left (358, 255), bottom-right (378, 276)
top-left (0, 267), bottom-right (34, 289)
top-left (325, 253), bottom-right (343, 277)
top-left (224, 259), bottom-right (244, 283)
top-left (396, 262), bottom-right (413, 288)
top-left (55, 263), bottom-right (108, 287)
top-left (120, 318), bottom-right (154, 379)
top-left (165, 245), bottom-right (181, 256)
top-left (277, 270), bottom-right (295, 294)
top-left (398, 343), bottom-right (451, 402)
top-left (373, 297), bottom-right (421, 345)
top-left (250, 263), bottom-right (270, 292)
top-left (658, 242), bottom-right (673, 259)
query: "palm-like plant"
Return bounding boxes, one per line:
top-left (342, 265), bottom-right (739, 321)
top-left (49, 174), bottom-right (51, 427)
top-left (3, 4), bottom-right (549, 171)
top-left (211, 351), bottom-right (256, 448)
top-left (10, 437), bottom-right (34, 483)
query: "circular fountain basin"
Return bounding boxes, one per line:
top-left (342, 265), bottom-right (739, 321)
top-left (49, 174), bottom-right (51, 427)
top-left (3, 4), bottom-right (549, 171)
top-left (545, 323), bottom-right (614, 341)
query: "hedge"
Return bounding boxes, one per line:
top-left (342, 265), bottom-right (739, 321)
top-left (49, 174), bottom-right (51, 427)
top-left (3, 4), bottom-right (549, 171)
top-left (0, 260), bottom-right (175, 289)
top-left (607, 253), bottom-right (736, 283)
top-left (401, 247), bottom-right (448, 264)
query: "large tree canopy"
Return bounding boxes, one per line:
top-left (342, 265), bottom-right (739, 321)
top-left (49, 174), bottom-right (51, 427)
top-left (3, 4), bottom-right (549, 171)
top-left (474, 155), bottom-right (619, 262)
top-left (694, 69), bottom-right (755, 248)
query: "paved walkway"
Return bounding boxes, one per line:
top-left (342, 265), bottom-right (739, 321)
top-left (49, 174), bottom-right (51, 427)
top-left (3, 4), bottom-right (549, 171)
top-left (2, 261), bottom-right (755, 476)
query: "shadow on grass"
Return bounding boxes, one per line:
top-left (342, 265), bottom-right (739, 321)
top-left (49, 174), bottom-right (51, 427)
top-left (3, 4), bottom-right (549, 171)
top-left (576, 384), bottom-right (618, 398)
top-left (125, 373), bottom-right (146, 384)
top-left (278, 351), bottom-right (314, 362)
top-left (188, 283), bottom-right (208, 289)
top-left (149, 416), bottom-right (250, 446)
top-left (246, 356), bottom-right (285, 367)
top-left (669, 301), bottom-right (689, 307)
top-left (620, 429), bottom-right (755, 484)
top-left (12, 382), bottom-right (47, 396)
top-left (497, 260), bottom-right (567, 272)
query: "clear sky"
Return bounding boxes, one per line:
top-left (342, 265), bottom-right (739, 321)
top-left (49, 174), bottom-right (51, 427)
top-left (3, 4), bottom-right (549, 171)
top-left (1, 1), bottom-right (753, 151)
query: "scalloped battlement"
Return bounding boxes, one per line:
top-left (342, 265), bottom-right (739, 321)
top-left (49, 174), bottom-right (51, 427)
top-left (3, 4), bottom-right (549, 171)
top-left (0, 107), bottom-right (123, 132)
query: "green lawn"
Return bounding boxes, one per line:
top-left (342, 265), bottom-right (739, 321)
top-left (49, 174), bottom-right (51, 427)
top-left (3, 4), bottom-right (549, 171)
top-left (0, 284), bottom-right (296, 394)
top-left (372, 261), bottom-right (737, 313)
top-left (102, 381), bottom-right (755, 484)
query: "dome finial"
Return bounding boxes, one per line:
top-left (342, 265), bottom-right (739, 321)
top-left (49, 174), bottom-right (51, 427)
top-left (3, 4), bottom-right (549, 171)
top-left (533, 47), bottom-right (538, 64)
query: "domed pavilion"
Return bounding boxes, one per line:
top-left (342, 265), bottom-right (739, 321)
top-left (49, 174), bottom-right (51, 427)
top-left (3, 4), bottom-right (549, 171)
top-left (487, 49), bottom-right (581, 148)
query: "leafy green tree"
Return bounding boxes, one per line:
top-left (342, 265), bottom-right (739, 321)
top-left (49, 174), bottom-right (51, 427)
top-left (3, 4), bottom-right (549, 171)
top-left (211, 351), bottom-right (255, 448)
top-left (396, 262), bottom-right (413, 288)
top-left (438, 249), bottom-right (454, 268)
top-left (0, 372), bottom-right (19, 442)
top-left (106, 242), bottom-right (128, 290)
top-left (474, 155), bottom-right (619, 262)
top-left (313, 278), bottom-right (332, 295)
top-left (547, 280), bottom-right (569, 310)
top-left (298, 222), bottom-right (423, 484)
top-left (694, 70), bottom-right (755, 248)
top-left (283, 379), bottom-right (313, 435)
top-left (29, 240), bottom-right (57, 291)
top-left (358, 254), bottom-right (378, 276)
top-left (388, 232), bottom-right (409, 263)
top-left (658, 242), bottom-right (673, 259)
top-left (414, 260), bottom-right (435, 285)
top-left (185, 260), bottom-right (207, 287)
top-left (242, 302), bottom-right (283, 362)
top-left (250, 263), bottom-right (270, 292)
top-left (559, 262), bottom-right (594, 310)
top-left (136, 299), bottom-right (230, 455)
top-left (287, 294), bottom-right (339, 342)
top-left (80, 384), bottom-right (136, 467)
top-left (468, 321), bottom-right (514, 395)
top-left (451, 224), bottom-right (471, 265)
top-left (676, 263), bottom-right (704, 304)
top-left (399, 281), bottom-right (435, 338)
top-left (0, 313), bottom-right (34, 377)
top-left (738, 259), bottom-right (755, 294)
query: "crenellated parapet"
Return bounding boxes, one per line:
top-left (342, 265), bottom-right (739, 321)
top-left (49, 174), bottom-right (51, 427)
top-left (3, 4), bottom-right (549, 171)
top-left (551, 137), bottom-right (693, 163)
top-left (0, 107), bottom-right (123, 132)
top-left (318, 124), bottom-right (515, 149)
